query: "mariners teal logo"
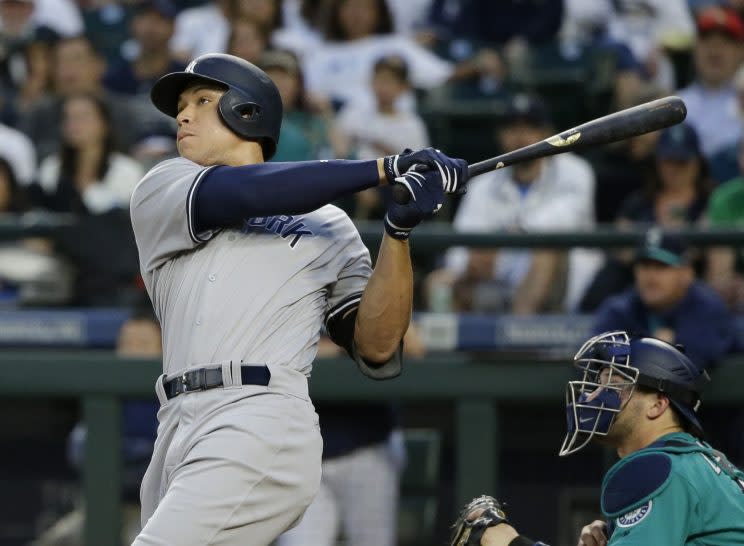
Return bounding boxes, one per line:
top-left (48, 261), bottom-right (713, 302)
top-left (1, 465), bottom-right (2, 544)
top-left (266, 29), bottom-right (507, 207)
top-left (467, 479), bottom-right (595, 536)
top-left (616, 501), bottom-right (652, 528)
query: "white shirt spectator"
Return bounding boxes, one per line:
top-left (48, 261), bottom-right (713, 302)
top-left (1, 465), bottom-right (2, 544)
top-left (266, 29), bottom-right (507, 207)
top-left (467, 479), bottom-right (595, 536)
top-left (0, 0), bottom-right (81, 39)
top-left (387, 0), bottom-right (434, 35)
top-left (171, 3), bottom-right (229, 59)
top-left (271, 20), bottom-right (322, 59)
top-left (608, 0), bottom-right (695, 61)
top-left (445, 153), bottom-right (598, 309)
top-left (0, 123), bottom-right (37, 185)
top-left (678, 82), bottom-right (741, 159)
top-left (32, 0), bottom-right (82, 37)
top-left (336, 103), bottom-right (429, 160)
top-left (561, 0), bottom-right (691, 90)
top-left (561, 0), bottom-right (613, 44)
top-left (38, 152), bottom-right (144, 214)
top-left (303, 34), bottom-right (453, 110)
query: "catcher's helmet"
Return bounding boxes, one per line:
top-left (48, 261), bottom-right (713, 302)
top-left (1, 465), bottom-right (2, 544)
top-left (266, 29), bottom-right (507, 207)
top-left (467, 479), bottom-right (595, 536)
top-left (560, 331), bottom-right (710, 456)
top-left (151, 53), bottom-right (282, 159)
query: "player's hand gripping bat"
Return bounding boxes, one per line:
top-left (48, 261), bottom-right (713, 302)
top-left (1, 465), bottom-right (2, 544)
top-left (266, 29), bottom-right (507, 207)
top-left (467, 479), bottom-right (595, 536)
top-left (392, 96), bottom-right (687, 204)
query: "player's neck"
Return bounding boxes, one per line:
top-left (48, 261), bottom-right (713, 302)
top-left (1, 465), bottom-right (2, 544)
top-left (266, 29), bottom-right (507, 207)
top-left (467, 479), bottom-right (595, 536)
top-left (616, 424), bottom-right (685, 458)
top-left (221, 142), bottom-right (265, 166)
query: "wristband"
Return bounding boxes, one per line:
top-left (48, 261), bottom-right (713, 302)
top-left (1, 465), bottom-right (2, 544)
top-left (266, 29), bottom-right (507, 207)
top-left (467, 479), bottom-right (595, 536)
top-left (383, 214), bottom-right (412, 240)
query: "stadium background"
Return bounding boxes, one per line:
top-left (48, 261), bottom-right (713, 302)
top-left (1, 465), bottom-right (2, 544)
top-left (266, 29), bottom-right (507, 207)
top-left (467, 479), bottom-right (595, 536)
top-left (1, 1), bottom-right (744, 545)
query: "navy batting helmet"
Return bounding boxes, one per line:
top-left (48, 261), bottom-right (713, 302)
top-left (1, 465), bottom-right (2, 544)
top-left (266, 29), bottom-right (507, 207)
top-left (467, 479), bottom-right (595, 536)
top-left (560, 331), bottom-right (710, 456)
top-left (151, 53), bottom-right (283, 159)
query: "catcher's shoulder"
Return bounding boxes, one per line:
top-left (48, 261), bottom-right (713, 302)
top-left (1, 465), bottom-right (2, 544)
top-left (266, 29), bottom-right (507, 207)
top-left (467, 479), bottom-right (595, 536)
top-left (601, 451), bottom-right (673, 517)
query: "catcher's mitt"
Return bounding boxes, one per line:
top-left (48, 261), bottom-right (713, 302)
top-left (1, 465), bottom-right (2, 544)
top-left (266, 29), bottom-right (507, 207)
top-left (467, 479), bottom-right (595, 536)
top-left (450, 495), bottom-right (510, 546)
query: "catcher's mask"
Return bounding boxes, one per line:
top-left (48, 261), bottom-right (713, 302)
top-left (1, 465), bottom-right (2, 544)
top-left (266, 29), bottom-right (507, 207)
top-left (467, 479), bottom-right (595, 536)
top-left (559, 331), bottom-right (709, 456)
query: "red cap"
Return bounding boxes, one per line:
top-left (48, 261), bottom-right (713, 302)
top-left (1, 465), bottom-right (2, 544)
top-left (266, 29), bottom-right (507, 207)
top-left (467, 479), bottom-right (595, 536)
top-left (696, 6), bottom-right (744, 41)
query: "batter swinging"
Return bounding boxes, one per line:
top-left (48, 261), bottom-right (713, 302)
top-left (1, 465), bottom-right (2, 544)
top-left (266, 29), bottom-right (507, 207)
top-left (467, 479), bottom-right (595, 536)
top-left (129, 53), bottom-right (467, 545)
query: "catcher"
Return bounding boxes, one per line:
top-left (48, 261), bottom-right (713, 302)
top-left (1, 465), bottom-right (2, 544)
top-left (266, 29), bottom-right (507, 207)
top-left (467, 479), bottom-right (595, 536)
top-left (450, 331), bottom-right (744, 546)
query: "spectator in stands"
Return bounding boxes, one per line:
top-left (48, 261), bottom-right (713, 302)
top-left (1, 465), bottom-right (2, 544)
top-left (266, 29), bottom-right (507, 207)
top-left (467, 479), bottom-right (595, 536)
top-left (0, 115), bottom-right (36, 185)
top-left (26, 92), bottom-right (143, 306)
top-left (707, 61), bottom-right (744, 184)
top-left (301, 0), bottom-right (454, 111)
top-left (102, 0), bottom-right (184, 97)
top-left (0, 0), bottom-right (82, 112)
top-left (28, 0), bottom-right (83, 38)
top-left (260, 48), bottom-right (347, 161)
top-left (11, 31), bottom-right (56, 117)
top-left (18, 35), bottom-right (142, 160)
top-left (386, 0), bottom-right (432, 36)
top-left (33, 306), bottom-right (162, 546)
top-left (234, 0), bottom-right (282, 35)
top-left (336, 54), bottom-right (430, 219)
top-left (609, 0), bottom-right (695, 91)
top-left (33, 93), bottom-right (143, 214)
top-left (594, 227), bottom-right (738, 370)
top-left (427, 94), bottom-right (596, 314)
top-left (422, 0), bottom-right (563, 67)
top-left (559, 1), bottom-right (667, 110)
top-left (78, 0), bottom-right (136, 66)
top-left (277, 327), bottom-right (424, 546)
top-left (706, 137), bottom-right (744, 310)
top-left (338, 55), bottom-right (429, 159)
top-left (678, 6), bottom-right (744, 162)
top-left (0, 156), bottom-right (27, 213)
top-left (618, 123), bottom-right (711, 227)
top-left (0, 0), bottom-right (52, 115)
top-left (228, 15), bottom-right (270, 67)
top-left (271, 0), bottom-right (326, 55)
top-left (580, 123), bottom-right (712, 311)
top-left (171, 0), bottom-right (232, 61)
top-left (587, 84), bottom-right (666, 224)
top-left (0, 156), bottom-right (74, 306)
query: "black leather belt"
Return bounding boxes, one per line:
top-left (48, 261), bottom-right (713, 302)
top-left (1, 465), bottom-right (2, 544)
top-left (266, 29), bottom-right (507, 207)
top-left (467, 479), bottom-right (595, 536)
top-left (164, 365), bottom-right (271, 400)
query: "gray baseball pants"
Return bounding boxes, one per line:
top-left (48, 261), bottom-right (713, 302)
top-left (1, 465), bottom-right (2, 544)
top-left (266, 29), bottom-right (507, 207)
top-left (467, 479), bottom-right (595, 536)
top-left (133, 362), bottom-right (323, 546)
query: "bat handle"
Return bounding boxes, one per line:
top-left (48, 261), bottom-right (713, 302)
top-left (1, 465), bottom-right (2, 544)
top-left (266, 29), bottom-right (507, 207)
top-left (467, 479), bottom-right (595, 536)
top-left (392, 183), bottom-right (410, 205)
top-left (392, 162), bottom-right (479, 204)
top-left (390, 163), bottom-right (431, 205)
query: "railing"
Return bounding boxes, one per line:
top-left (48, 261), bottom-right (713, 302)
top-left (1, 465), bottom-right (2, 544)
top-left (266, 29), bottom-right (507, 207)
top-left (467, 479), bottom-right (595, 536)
top-left (3, 213), bottom-right (744, 249)
top-left (2, 351), bottom-right (743, 545)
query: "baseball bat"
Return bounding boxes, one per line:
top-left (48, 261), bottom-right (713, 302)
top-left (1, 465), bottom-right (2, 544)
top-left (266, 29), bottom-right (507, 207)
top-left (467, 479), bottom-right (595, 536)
top-left (392, 96), bottom-right (687, 204)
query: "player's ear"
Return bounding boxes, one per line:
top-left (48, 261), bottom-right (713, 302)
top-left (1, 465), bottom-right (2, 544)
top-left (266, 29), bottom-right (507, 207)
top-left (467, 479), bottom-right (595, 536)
top-left (647, 392), bottom-right (671, 420)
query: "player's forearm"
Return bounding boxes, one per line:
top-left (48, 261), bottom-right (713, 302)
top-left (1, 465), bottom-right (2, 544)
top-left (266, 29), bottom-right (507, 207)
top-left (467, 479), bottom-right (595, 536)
top-left (354, 233), bottom-right (413, 362)
top-left (194, 159), bottom-right (387, 231)
top-left (482, 524), bottom-right (520, 545)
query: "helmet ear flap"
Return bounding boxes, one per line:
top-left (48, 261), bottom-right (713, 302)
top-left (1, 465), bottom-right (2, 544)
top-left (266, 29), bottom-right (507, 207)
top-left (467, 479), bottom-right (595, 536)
top-left (232, 102), bottom-right (262, 122)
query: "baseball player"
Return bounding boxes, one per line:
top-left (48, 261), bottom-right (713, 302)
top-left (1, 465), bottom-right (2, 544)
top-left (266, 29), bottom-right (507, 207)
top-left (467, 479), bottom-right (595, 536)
top-left (128, 52), bottom-right (468, 546)
top-left (449, 331), bottom-right (744, 546)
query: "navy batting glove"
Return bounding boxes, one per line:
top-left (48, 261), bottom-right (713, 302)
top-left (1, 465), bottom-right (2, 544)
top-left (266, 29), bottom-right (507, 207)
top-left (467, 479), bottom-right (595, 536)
top-left (384, 169), bottom-right (445, 240)
top-left (383, 147), bottom-right (469, 195)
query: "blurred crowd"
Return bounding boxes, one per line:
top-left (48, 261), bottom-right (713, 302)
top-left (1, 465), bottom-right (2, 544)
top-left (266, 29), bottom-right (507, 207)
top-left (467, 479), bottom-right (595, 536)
top-left (0, 0), bottom-right (743, 319)
top-left (3, 1), bottom-right (744, 544)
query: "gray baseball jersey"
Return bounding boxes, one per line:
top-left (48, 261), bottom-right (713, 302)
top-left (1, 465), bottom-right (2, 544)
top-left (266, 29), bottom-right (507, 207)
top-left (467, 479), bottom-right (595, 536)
top-left (130, 157), bottom-right (372, 377)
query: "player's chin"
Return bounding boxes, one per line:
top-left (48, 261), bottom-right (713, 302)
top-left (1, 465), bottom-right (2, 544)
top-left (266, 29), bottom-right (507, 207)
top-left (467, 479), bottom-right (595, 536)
top-left (177, 141), bottom-right (204, 164)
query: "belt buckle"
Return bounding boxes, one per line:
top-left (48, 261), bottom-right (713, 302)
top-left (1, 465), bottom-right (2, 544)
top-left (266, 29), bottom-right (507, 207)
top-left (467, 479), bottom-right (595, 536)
top-left (180, 372), bottom-right (189, 394)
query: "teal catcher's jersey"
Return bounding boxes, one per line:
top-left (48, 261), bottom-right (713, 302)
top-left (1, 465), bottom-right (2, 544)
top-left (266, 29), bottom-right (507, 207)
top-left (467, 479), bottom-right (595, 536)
top-left (602, 432), bottom-right (744, 545)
